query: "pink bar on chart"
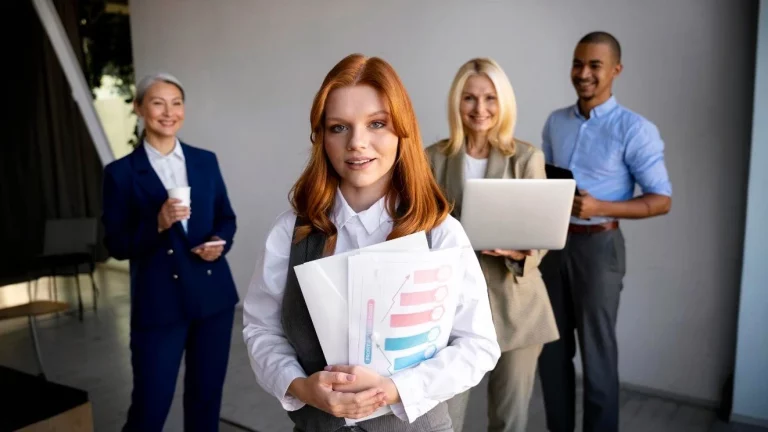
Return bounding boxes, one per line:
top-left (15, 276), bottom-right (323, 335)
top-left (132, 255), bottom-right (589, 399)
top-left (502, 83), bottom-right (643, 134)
top-left (413, 265), bottom-right (453, 284)
top-left (400, 286), bottom-right (448, 306)
top-left (390, 306), bottom-right (445, 327)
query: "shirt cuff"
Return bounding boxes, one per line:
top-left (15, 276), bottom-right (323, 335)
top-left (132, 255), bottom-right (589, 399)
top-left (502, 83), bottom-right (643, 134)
top-left (276, 365), bottom-right (308, 411)
top-left (390, 370), bottom-right (437, 423)
top-left (643, 185), bottom-right (673, 197)
top-left (390, 399), bottom-right (439, 423)
top-left (389, 402), bottom-right (408, 422)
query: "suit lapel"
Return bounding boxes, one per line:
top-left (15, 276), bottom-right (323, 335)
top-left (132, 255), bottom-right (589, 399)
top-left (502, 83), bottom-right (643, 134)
top-left (132, 145), bottom-right (168, 205)
top-left (443, 142), bottom-right (515, 218)
top-left (183, 143), bottom-right (204, 241)
top-left (444, 145), bottom-right (466, 219)
top-left (485, 146), bottom-right (512, 179)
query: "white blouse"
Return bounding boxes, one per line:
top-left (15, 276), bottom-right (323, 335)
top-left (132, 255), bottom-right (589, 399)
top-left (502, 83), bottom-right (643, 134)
top-left (463, 154), bottom-right (488, 180)
top-left (242, 189), bottom-right (500, 423)
top-left (144, 139), bottom-right (189, 232)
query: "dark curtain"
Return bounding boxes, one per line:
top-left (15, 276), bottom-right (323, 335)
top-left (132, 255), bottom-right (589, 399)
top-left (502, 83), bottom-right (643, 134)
top-left (0, 0), bottom-right (106, 282)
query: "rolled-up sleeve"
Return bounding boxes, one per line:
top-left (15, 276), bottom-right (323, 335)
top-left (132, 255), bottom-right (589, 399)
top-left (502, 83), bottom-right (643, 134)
top-left (389, 218), bottom-right (501, 422)
top-left (242, 212), bottom-right (307, 411)
top-left (624, 121), bottom-right (672, 197)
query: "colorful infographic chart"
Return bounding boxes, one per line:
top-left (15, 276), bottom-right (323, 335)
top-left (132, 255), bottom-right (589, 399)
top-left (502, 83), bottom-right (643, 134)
top-left (348, 247), bottom-right (465, 376)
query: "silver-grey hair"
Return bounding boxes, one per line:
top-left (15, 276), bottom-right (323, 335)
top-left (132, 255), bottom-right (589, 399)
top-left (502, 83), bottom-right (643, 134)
top-left (135, 72), bottom-right (185, 105)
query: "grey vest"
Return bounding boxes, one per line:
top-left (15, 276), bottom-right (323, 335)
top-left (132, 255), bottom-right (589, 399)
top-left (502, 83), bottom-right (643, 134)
top-left (281, 217), bottom-right (453, 432)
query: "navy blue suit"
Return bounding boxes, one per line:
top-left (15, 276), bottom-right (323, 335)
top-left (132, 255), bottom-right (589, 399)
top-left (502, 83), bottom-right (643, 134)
top-left (102, 142), bottom-right (238, 431)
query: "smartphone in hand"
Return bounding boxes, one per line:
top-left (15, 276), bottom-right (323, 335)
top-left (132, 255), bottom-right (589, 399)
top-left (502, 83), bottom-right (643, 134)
top-left (191, 239), bottom-right (226, 251)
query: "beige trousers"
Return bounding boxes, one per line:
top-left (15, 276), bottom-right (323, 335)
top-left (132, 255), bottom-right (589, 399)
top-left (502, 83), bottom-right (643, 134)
top-left (447, 344), bottom-right (543, 432)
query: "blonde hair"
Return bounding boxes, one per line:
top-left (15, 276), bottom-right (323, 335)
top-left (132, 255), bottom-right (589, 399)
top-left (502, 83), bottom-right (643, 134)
top-left (441, 58), bottom-right (518, 156)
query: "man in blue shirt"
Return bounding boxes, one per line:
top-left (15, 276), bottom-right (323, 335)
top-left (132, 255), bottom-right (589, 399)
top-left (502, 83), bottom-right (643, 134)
top-left (538, 32), bottom-right (672, 432)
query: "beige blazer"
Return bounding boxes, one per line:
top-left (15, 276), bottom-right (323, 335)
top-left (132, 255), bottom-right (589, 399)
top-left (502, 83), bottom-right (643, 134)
top-left (426, 139), bottom-right (560, 352)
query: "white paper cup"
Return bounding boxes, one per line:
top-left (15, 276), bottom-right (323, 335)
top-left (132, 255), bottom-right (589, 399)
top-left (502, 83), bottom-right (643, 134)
top-left (167, 187), bottom-right (191, 207)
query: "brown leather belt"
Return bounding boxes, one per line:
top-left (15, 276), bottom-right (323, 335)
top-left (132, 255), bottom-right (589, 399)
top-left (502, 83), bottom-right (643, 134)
top-left (568, 220), bottom-right (619, 234)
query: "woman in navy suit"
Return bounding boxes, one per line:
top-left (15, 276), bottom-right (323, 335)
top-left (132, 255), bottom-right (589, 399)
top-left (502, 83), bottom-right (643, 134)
top-left (102, 73), bottom-right (238, 432)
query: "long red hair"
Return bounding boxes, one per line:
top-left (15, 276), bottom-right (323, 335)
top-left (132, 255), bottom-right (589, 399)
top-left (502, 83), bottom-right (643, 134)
top-left (290, 53), bottom-right (450, 254)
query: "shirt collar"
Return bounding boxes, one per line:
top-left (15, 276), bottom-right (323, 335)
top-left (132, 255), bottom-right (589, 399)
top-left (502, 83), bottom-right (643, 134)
top-left (572, 95), bottom-right (618, 119)
top-left (331, 188), bottom-right (393, 235)
top-left (144, 138), bottom-right (184, 162)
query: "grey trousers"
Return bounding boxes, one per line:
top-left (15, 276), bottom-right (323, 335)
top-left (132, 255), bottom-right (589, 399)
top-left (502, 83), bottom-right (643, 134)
top-left (447, 344), bottom-right (543, 432)
top-left (537, 229), bottom-right (626, 432)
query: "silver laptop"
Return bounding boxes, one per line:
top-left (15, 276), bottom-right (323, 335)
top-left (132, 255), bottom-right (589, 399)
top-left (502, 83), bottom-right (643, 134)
top-left (459, 179), bottom-right (576, 251)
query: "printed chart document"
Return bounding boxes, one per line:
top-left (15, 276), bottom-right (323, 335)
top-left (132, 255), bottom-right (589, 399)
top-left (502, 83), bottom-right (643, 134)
top-left (347, 248), bottom-right (467, 378)
top-left (293, 232), bottom-right (468, 423)
top-left (293, 232), bottom-right (429, 365)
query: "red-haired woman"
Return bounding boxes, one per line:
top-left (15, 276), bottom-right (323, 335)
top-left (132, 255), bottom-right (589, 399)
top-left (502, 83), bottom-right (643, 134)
top-left (243, 54), bottom-right (501, 432)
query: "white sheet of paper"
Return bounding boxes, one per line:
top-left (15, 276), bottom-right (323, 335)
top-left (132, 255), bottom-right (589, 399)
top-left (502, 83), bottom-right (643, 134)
top-left (293, 232), bottom-right (429, 423)
top-left (293, 231), bottom-right (429, 365)
top-left (347, 247), bottom-right (467, 377)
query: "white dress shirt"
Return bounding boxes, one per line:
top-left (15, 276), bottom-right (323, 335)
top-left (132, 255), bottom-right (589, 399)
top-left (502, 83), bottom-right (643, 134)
top-left (463, 154), bottom-right (488, 180)
top-left (144, 140), bottom-right (189, 232)
top-left (243, 189), bottom-right (500, 424)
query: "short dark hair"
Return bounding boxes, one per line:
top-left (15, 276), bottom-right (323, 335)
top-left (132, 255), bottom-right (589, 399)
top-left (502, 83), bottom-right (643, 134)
top-left (578, 31), bottom-right (621, 63)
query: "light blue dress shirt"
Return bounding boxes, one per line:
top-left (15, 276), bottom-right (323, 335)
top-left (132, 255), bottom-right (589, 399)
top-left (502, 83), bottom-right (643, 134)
top-left (542, 96), bottom-right (672, 225)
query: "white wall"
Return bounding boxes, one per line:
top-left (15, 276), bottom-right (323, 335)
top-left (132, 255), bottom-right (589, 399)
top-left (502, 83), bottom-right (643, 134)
top-left (129, 0), bottom-right (757, 403)
top-left (733, 0), bottom-right (768, 426)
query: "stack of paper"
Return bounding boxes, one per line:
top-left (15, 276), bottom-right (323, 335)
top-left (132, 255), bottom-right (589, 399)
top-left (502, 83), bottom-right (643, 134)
top-left (293, 231), bottom-right (467, 421)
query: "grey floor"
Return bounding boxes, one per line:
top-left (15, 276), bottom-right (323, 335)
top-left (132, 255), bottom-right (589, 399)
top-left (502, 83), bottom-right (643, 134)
top-left (0, 267), bottom-right (764, 432)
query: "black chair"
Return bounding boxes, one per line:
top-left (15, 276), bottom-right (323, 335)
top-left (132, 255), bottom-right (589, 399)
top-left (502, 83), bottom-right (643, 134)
top-left (28, 218), bottom-right (100, 321)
